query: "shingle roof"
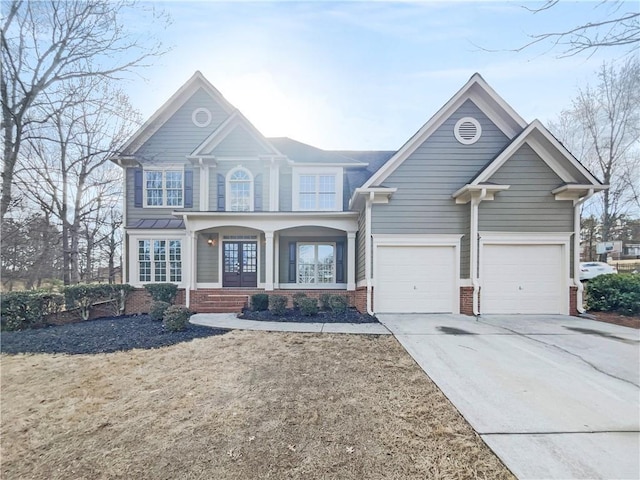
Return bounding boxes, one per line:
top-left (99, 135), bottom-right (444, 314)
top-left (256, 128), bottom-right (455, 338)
top-left (268, 137), bottom-right (368, 166)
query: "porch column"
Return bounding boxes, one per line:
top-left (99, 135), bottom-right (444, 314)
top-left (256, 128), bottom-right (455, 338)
top-left (274, 232), bottom-right (280, 289)
top-left (265, 230), bottom-right (274, 291)
top-left (187, 230), bottom-right (197, 308)
top-left (347, 232), bottom-right (356, 291)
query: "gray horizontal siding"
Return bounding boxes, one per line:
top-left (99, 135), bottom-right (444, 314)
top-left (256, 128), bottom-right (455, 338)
top-left (279, 166), bottom-right (293, 212)
top-left (211, 126), bottom-right (271, 156)
top-left (479, 143), bottom-right (573, 232)
top-left (136, 87), bottom-right (229, 164)
top-left (371, 99), bottom-right (512, 279)
top-left (196, 233), bottom-right (218, 283)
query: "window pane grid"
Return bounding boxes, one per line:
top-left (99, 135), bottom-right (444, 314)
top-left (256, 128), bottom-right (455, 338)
top-left (229, 169), bottom-right (251, 212)
top-left (144, 170), bottom-right (183, 207)
top-left (138, 239), bottom-right (181, 283)
top-left (298, 174), bottom-right (336, 210)
top-left (297, 243), bottom-right (335, 284)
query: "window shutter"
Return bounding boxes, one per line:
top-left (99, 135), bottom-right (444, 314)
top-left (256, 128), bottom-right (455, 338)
top-left (217, 174), bottom-right (225, 211)
top-left (336, 242), bottom-right (345, 283)
top-left (254, 173), bottom-right (263, 211)
top-left (288, 242), bottom-right (297, 283)
top-left (134, 168), bottom-right (143, 207)
top-left (184, 169), bottom-right (193, 208)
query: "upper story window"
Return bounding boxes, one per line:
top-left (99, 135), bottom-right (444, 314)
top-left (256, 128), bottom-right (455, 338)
top-left (145, 170), bottom-right (183, 207)
top-left (293, 167), bottom-right (343, 211)
top-left (300, 175), bottom-right (336, 210)
top-left (227, 167), bottom-right (253, 212)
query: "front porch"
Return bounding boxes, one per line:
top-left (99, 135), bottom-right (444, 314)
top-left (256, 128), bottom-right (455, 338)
top-left (179, 211), bottom-right (360, 311)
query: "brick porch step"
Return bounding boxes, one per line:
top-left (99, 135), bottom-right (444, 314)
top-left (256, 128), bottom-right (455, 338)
top-left (193, 295), bottom-right (248, 313)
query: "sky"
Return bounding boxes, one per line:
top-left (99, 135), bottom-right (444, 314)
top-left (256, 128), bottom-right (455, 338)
top-left (123, 0), bottom-right (634, 151)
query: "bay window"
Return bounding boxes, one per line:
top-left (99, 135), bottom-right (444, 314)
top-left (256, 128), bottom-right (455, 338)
top-left (138, 239), bottom-right (182, 283)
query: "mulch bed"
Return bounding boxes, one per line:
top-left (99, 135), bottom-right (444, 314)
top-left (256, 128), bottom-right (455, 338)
top-left (0, 315), bottom-right (227, 355)
top-left (586, 311), bottom-right (640, 329)
top-left (240, 307), bottom-right (378, 323)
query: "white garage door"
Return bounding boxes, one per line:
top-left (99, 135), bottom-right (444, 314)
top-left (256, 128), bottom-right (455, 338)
top-left (376, 245), bottom-right (456, 313)
top-left (481, 244), bottom-right (565, 314)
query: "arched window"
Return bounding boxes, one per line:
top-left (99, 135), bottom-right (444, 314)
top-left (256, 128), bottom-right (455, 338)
top-left (227, 167), bottom-right (253, 212)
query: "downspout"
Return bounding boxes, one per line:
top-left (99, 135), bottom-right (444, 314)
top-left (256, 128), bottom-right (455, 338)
top-left (365, 192), bottom-right (374, 316)
top-left (471, 188), bottom-right (487, 316)
top-left (573, 189), bottom-right (594, 314)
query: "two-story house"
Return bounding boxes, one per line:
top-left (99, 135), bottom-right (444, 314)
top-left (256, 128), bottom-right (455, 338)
top-left (111, 71), bottom-right (606, 316)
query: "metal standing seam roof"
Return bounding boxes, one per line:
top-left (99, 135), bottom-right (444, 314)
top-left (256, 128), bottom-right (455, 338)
top-left (131, 219), bottom-right (185, 229)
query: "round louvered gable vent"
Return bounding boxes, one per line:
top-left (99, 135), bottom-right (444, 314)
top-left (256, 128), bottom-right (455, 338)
top-left (192, 107), bottom-right (212, 127)
top-left (454, 117), bottom-right (482, 145)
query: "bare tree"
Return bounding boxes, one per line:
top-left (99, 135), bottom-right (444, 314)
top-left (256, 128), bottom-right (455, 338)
top-left (518, 0), bottom-right (639, 57)
top-left (550, 58), bottom-right (640, 258)
top-left (17, 79), bottom-right (138, 284)
top-left (1, 0), bottom-right (168, 219)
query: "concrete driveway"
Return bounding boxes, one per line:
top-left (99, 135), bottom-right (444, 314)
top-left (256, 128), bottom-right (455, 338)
top-left (378, 314), bottom-right (640, 480)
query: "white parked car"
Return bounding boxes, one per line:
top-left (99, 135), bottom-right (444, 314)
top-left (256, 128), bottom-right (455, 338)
top-left (579, 262), bottom-right (617, 281)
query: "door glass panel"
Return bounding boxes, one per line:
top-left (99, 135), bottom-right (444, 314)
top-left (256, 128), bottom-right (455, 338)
top-left (224, 243), bottom-right (239, 273)
top-left (243, 243), bottom-right (257, 273)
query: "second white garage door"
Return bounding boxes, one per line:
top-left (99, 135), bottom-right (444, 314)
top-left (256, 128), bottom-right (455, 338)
top-left (375, 245), bottom-right (457, 313)
top-left (481, 244), bottom-right (565, 314)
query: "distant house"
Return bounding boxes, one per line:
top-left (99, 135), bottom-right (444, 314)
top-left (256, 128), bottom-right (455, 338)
top-left (110, 72), bottom-right (606, 315)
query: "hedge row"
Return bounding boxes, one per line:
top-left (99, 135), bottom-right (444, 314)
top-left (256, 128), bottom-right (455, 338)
top-left (585, 273), bottom-right (640, 315)
top-left (1, 284), bottom-right (133, 331)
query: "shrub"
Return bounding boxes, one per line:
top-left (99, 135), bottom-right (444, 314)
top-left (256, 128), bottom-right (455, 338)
top-left (150, 301), bottom-right (171, 321)
top-left (298, 297), bottom-right (318, 316)
top-left (251, 293), bottom-right (269, 311)
top-left (162, 305), bottom-right (192, 332)
top-left (1, 291), bottom-right (64, 331)
top-left (328, 294), bottom-right (349, 314)
top-left (269, 295), bottom-right (288, 315)
top-left (585, 273), bottom-right (640, 315)
top-left (144, 283), bottom-right (178, 304)
top-left (292, 292), bottom-right (307, 309)
top-left (64, 284), bottom-right (113, 320)
top-left (319, 293), bottom-right (332, 310)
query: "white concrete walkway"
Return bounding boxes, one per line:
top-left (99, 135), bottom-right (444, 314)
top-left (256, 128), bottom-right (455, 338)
top-left (190, 312), bottom-right (391, 335)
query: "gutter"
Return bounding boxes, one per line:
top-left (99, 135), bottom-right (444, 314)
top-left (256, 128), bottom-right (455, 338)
top-left (365, 192), bottom-right (374, 316)
top-left (471, 188), bottom-right (487, 316)
top-left (573, 189), bottom-right (594, 314)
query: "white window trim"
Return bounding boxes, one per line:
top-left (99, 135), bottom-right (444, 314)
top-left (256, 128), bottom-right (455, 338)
top-left (296, 242), bottom-right (337, 285)
top-left (225, 166), bottom-right (254, 212)
top-left (292, 166), bottom-right (343, 212)
top-left (128, 232), bottom-right (187, 288)
top-left (143, 166), bottom-right (185, 208)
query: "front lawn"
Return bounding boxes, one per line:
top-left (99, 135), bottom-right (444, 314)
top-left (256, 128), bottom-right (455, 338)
top-left (1, 331), bottom-right (514, 479)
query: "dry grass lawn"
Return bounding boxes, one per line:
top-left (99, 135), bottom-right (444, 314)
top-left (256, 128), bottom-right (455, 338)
top-left (2, 331), bottom-right (514, 479)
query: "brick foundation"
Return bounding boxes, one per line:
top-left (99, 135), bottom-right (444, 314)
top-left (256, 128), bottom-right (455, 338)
top-left (460, 286), bottom-right (475, 316)
top-left (354, 286), bottom-right (368, 314)
top-left (569, 285), bottom-right (579, 316)
top-left (189, 288), bottom-right (358, 314)
top-left (124, 288), bottom-right (186, 315)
